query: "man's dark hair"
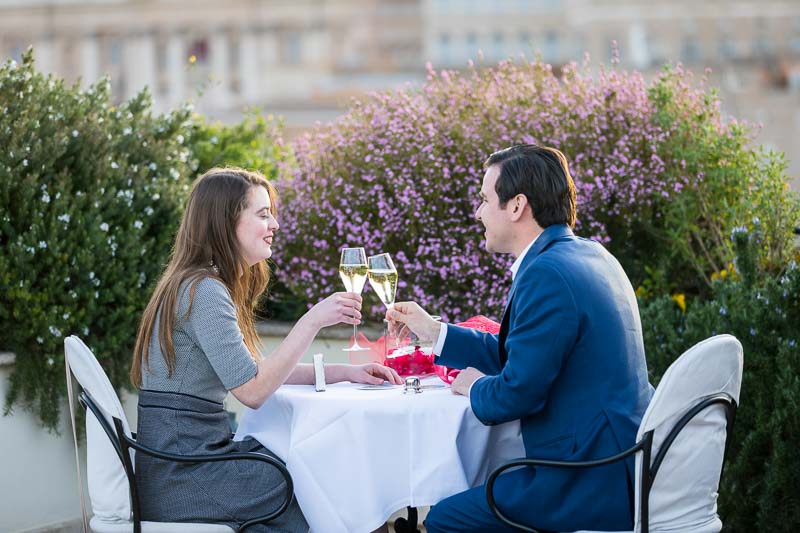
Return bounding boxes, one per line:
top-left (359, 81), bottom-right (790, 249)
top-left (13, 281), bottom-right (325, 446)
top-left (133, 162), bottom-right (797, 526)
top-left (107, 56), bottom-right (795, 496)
top-left (484, 144), bottom-right (577, 228)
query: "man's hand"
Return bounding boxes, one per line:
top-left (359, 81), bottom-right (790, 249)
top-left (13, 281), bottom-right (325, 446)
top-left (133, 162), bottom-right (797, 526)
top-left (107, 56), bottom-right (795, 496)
top-left (386, 301), bottom-right (441, 342)
top-left (451, 367), bottom-right (485, 396)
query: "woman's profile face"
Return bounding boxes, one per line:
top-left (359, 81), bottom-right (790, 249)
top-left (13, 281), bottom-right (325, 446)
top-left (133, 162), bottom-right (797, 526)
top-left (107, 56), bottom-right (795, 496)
top-left (235, 185), bottom-right (279, 266)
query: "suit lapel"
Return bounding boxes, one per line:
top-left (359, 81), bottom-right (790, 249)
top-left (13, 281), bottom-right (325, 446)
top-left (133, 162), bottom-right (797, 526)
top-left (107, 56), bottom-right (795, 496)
top-left (497, 225), bottom-right (574, 367)
top-left (498, 292), bottom-right (513, 366)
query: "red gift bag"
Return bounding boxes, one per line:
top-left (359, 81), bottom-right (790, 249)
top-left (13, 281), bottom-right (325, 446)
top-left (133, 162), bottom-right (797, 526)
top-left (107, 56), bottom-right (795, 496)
top-left (348, 315), bottom-right (501, 384)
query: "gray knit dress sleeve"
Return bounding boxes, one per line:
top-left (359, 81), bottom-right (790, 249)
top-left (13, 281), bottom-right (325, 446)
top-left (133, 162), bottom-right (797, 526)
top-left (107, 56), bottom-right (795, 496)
top-left (180, 276), bottom-right (258, 390)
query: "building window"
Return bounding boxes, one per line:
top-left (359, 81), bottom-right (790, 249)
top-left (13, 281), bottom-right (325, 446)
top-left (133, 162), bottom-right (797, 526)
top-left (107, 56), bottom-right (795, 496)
top-left (752, 19), bottom-right (772, 59)
top-left (282, 31), bottom-right (302, 65)
top-left (790, 17), bottom-right (800, 54)
top-left (544, 30), bottom-right (559, 62)
top-left (466, 31), bottom-right (479, 58)
top-left (188, 38), bottom-right (209, 64)
top-left (438, 33), bottom-right (451, 64)
top-left (492, 31), bottom-right (505, 59)
top-left (518, 30), bottom-right (533, 54)
top-left (10, 44), bottom-right (23, 63)
top-left (682, 35), bottom-right (701, 63)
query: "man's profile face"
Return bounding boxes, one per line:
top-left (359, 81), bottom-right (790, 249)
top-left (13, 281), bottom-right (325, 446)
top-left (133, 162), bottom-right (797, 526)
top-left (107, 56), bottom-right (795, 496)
top-left (475, 164), bottom-right (510, 253)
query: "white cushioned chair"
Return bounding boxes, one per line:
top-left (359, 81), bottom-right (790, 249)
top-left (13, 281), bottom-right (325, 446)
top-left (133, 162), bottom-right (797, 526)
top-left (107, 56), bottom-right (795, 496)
top-left (486, 334), bottom-right (743, 533)
top-left (64, 335), bottom-right (294, 533)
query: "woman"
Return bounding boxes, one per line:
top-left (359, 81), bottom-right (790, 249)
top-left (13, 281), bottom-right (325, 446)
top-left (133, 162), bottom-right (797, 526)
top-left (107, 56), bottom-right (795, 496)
top-left (130, 167), bottom-right (402, 531)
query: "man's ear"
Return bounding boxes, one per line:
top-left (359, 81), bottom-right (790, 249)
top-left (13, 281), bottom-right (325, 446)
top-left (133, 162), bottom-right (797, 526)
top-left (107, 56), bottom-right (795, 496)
top-left (509, 194), bottom-right (528, 222)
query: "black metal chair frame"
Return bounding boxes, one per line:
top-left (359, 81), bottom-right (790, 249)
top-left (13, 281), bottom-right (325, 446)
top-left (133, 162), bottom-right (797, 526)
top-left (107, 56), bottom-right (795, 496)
top-left (486, 393), bottom-right (738, 533)
top-left (79, 390), bottom-right (294, 533)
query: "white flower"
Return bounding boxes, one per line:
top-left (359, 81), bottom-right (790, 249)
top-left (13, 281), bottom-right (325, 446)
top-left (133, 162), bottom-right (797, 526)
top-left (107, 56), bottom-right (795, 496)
top-left (144, 206), bottom-right (154, 216)
top-left (210, 136), bottom-right (218, 144)
top-left (149, 162), bottom-right (157, 171)
top-left (111, 161), bottom-right (119, 169)
top-left (25, 246), bottom-right (35, 254)
top-left (89, 271), bottom-right (95, 279)
top-left (169, 168), bottom-right (180, 179)
top-left (176, 134), bottom-right (184, 144)
top-left (22, 159), bottom-right (28, 167)
top-left (99, 222), bottom-right (109, 232)
top-left (94, 291), bottom-right (99, 299)
top-left (134, 220), bottom-right (143, 229)
top-left (36, 337), bottom-right (44, 344)
top-left (47, 357), bottom-right (55, 366)
top-left (49, 325), bottom-right (62, 337)
top-left (58, 214), bottom-right (70, 224)
top-left (151, 193), bottom-right (160, 201)
top-left (83, 327), bottom-right (89, 336)
top-left (123, 127), bottom-right (132, 135)
top-left (41, 192), bottom-right (50, 203)
top-left (62, 313), bottom-right (70, 320)
top-left (38, 240), bottom-right (47, 249)
top-left (72, 130), bottom-right (79, 137)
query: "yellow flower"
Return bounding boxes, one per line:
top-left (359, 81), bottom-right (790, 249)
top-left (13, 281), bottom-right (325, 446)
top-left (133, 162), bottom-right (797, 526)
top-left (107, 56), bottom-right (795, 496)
top-left (188, 54), bottom-right (197, 65)
top-left (711, 271), bottom-right (720, 281)
top-left (720, 269), bottom-right (728, 278)
top-left (635, 286), bottom-right (645, 298)
top-left (671, 293), bottom-right (686, 313)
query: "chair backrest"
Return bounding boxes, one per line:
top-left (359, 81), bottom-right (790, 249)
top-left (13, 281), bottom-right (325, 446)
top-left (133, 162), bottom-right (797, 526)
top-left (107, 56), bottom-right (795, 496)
top-left (633, 334), bottom-right (743, 533)
top-left (64, 335), bottom-right (133, 522)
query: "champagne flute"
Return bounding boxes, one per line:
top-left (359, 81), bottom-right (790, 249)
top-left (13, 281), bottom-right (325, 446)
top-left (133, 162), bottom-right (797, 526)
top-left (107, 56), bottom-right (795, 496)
top-left (339, 247), bottom-right (369, 351)
top-left (368, 253), bottom-right (399, 357)
top-left (367, 253), bottom-right (398, 310)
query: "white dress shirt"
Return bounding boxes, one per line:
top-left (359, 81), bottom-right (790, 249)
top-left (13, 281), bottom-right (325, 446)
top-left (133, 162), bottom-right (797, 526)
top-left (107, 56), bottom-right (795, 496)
top-left (432, 234), bottom-right (539, 397)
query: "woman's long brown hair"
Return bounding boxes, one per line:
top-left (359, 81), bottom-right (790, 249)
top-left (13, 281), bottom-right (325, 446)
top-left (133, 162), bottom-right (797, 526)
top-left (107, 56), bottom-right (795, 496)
top-left (130, 167), bottom-right (277, 388)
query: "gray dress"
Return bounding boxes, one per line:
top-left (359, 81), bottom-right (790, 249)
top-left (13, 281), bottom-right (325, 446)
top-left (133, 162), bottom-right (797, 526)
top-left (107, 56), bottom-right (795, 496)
top-left (136, 276), bottom-right (308, 533)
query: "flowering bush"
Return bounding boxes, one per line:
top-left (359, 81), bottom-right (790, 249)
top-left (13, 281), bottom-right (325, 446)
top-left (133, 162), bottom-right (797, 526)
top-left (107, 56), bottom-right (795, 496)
top-left (0, 51), bottom-right (195, 430)
top-left (274, 55), bottom-right (798, 320)
top-left (640, 221), bottom-right (800, 532)
top-left (647, 67), bottom-right (799, 293)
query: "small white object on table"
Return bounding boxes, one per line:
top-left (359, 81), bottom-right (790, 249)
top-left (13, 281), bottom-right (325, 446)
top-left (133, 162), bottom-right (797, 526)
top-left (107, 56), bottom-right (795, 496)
top-left (234, 376), bottom-right (524, 533)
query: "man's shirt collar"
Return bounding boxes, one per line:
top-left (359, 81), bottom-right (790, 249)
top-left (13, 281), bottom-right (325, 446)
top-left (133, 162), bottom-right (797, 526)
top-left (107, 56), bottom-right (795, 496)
top-left (510, 235), bottom-right (538, 280)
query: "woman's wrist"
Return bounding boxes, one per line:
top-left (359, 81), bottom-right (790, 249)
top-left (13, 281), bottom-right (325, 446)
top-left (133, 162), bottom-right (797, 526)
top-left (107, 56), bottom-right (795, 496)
top-left (296, 312), bottom-right (321, 335)
top-left (325, 363), bottom-right (350, 383)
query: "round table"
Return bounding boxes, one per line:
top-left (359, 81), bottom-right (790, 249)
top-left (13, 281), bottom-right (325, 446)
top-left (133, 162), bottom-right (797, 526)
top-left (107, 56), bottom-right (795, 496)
top-left (234, 376), bottom-right (524, 533)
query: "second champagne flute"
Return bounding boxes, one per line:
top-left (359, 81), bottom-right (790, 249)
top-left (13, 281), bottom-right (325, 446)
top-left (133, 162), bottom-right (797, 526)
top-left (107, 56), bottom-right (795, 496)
top-left (367, 253), bottom-right (398, 310)
top-left (339, 247), bottom-right (369, 351)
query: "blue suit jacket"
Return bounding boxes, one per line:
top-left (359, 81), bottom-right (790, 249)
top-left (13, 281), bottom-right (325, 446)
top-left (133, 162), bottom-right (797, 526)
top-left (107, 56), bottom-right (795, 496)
top-left (436, 225), bottom-right (652, 531)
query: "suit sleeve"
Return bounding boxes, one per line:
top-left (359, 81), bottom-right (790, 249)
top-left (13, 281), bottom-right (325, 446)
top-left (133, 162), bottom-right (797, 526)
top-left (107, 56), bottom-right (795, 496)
top-left (470, 264), bottom-right (579, 425)
top-left (435, 324), bottom-right (503, 375)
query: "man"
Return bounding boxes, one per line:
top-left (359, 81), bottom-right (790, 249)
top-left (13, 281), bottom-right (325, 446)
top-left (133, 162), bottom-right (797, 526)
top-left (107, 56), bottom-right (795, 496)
top-left (388, 145), bottom-right (652, 532)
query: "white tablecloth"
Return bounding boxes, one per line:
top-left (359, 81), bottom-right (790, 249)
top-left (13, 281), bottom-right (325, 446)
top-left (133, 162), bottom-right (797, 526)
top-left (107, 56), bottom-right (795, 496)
top-left (234, 376), bottom-right (524, 533)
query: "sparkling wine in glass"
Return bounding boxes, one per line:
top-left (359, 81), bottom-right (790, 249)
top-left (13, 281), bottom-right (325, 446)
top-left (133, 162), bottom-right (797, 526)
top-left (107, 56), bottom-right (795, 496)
top-left (367, 253), bottom-right (398, 310)
top-left (339, 247), bottom-right (369, 351)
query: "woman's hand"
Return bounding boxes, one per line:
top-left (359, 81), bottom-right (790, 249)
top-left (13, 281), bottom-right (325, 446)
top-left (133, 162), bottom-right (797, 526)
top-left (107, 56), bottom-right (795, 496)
top-left (303, 292), bottom-right (362, 330)
top-left (337, 363), bottom-right (403, 385)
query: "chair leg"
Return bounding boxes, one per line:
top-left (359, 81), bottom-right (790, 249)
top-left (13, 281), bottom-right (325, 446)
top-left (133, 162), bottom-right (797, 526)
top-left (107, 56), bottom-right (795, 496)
top-left (393, 506), bottom-right (420, 533)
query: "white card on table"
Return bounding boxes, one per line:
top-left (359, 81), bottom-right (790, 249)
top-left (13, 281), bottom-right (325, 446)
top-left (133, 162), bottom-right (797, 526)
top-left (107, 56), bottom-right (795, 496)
top-left (313, 353), bottom-right (326, 392)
